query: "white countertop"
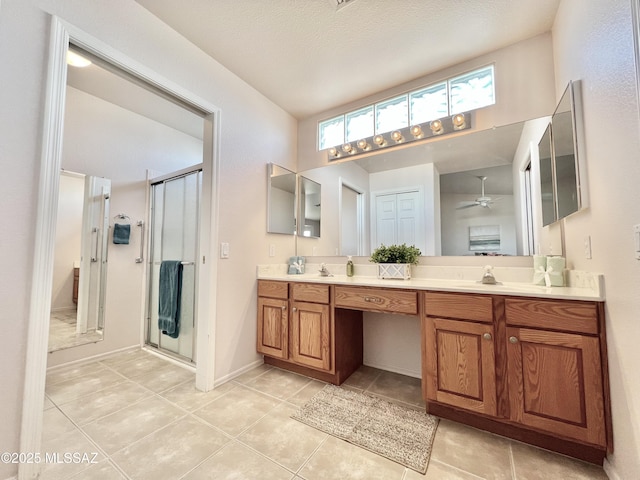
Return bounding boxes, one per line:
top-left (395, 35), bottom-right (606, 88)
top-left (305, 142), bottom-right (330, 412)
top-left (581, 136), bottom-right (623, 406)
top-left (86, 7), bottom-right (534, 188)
top-left (257, 264), bottom-right (605, 301)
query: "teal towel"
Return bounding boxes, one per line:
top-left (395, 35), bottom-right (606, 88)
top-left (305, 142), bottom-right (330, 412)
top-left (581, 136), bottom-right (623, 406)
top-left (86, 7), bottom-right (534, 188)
top-left (158, 260), bottom-right (183, 338)
top-left (113, 223), bottom-right (130, 244)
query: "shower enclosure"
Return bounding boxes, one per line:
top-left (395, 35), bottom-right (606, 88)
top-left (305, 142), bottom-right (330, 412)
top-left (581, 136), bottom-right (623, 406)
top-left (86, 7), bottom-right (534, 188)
top-left (146, 167), bottom-right (202, 363)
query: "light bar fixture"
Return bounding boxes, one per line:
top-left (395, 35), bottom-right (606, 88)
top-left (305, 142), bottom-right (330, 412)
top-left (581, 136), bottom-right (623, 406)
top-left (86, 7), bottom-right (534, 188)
top-left (327, 112), bottom-right (472, 160)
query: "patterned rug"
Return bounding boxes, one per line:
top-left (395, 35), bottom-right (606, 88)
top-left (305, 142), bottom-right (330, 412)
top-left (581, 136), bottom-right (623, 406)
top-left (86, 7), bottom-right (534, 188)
top-left (291, 384), bottom-right (439, 473)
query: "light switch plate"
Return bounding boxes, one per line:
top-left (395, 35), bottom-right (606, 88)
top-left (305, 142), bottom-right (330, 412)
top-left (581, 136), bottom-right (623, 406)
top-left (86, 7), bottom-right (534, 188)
top-left (584, 235), bottom-right (592, 259)
top-left (634, 225), bottom-right (640, 260)
top-left (220, 242), bottom-right (229, 259)
top-left (269, 244), bottom-right (276, 257)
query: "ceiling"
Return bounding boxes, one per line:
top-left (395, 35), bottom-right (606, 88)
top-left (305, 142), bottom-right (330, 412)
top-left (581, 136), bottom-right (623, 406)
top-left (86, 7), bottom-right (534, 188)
top-left (134, 0), bottom-right (561, 119)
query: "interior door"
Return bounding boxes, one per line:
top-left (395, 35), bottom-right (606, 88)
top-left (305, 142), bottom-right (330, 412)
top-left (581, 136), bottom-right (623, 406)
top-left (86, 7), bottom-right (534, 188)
top-left (374, 190), bottom-right (424, 251)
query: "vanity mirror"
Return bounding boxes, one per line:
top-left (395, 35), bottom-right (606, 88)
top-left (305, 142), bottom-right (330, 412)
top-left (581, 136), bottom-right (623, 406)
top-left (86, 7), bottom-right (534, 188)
top-left (539, 123), bottom-right (556, 226)
top-left (298, 175), bottom-right (321, 238)
top-left (552, 81), bottom-right (583, 219)
top-left (538, 81), bottom-right (585, 226)
top-left (267, 163), bottom-right (297, 235)
top-left (297, 118), bottom-right (546, 257)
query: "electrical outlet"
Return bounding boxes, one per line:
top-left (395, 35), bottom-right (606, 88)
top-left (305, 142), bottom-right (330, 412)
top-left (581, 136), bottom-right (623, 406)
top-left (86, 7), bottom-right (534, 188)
top-left (584, 235), bottom-right (592, 259)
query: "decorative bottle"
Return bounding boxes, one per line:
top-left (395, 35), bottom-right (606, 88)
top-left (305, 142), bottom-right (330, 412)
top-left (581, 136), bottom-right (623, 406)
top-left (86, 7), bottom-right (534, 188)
top-left (346, 256), bottom-right (354, 277)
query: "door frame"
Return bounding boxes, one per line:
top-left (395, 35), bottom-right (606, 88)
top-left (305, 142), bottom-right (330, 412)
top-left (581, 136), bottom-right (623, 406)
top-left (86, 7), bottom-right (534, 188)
top-left (338, 177), bottom-right (366, 256)
top-left (20, 16), bottom-right (221, 480)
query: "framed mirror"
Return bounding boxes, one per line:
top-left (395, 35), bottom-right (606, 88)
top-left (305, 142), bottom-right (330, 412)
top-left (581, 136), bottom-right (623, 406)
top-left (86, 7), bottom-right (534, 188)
top-left (298, 175), bottom-right (321, 238)
top-left (267, 163), bottom-right (297, 235)
top-left (552, 81), bottom-right (582, 219)
top-left (538, 81), bottom-right (584, 226)
top-left (50, 171), bottom-right (111, 351)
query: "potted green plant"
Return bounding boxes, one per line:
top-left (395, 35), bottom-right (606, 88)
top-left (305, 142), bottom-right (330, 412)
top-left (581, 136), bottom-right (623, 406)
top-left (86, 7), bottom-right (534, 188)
top-left (369, 244), bottom-right (422, 279)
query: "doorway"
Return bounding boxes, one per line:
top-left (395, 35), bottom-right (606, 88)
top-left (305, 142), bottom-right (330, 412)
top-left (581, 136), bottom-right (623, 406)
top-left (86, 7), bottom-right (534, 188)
top-left (146, 168), bottom-right (202, 363)
top-left (23, 17), bottom-right (221, 479)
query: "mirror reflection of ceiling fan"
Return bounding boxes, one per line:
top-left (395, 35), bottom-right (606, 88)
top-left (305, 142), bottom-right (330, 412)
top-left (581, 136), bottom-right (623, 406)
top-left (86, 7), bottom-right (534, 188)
top-left (456, 176), bottom-right (502, 210)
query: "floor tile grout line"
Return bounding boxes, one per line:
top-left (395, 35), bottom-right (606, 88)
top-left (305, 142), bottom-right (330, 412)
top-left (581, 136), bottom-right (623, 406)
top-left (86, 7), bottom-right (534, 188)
top-left (429, 459), bottom-right (487, 480)
top-left (509, 442), bottom-right (518, 480)
top-left (291, 434), bottom-right (331, 478)
top-left (44, 403), bottom-right (130, 480)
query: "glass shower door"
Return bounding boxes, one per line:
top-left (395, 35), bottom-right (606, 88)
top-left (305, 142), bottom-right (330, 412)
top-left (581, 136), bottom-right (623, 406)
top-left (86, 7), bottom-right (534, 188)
top-left (147, 169), bottom-right (201, 362)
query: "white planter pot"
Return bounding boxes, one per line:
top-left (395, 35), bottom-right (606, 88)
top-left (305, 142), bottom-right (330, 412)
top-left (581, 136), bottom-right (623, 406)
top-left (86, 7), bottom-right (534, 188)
top-left (376, 263), bottom-right (412, 280)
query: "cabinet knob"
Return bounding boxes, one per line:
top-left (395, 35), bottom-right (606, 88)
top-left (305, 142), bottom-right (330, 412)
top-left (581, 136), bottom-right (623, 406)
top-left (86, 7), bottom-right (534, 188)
top-left (281, 306), bottom-right (286, 311)
top-left (509, 336), bottom-right (519, 344)
top-left (292, 307), bottom-right (297, 312)
top-left (483, 333), bottom-right (492, 341)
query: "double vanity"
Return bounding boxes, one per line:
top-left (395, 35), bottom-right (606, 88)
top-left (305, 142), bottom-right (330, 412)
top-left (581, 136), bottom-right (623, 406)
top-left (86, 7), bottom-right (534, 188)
top-left (256, 265), bottom-right (611, 465)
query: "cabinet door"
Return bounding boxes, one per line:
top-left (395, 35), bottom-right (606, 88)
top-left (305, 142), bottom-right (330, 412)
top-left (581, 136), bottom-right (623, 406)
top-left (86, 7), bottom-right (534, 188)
top-left (425, 317), bottom-right (497, 416)
top-left (290, 301), bottom-right (331, 371)
top-left (257, 297), bottom-right (288, 359)
top-left (506, 326), bottom-right (606, 446)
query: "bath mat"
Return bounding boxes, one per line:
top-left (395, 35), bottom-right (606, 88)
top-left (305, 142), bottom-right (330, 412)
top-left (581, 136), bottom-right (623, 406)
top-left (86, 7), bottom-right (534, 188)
top-left (291, 384), bottom-right (439, 473)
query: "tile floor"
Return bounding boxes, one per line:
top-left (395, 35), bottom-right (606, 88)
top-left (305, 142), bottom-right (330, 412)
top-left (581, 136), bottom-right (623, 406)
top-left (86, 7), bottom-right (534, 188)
top-left (49, 309), bottom-right (103, 352)
top-left (41, 349), bottom-right (609, 479)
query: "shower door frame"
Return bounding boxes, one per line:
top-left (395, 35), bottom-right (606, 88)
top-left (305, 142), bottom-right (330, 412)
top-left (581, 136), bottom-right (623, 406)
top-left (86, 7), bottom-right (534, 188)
top-left (146, 165), bottom-right (203, 364)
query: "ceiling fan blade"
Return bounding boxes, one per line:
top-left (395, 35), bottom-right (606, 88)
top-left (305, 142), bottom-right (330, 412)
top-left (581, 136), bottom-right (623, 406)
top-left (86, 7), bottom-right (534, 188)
top-left (456, 202), bottom-right (479, 210)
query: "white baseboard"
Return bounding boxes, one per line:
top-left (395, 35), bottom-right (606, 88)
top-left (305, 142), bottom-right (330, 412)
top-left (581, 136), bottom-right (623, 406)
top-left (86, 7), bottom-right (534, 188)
top-left (3, 474), bottom-right (18, 480)
top-left (46, 345), bottom-right (140, 372)
top-left (603, 458), bottom-right (621, 480)
top-left (213, 359), bottom-right (265, 387)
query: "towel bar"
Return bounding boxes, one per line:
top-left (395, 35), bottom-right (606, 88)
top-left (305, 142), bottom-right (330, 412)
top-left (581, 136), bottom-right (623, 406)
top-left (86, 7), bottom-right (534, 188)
top-left (135, 221), bottom-right (144, 263)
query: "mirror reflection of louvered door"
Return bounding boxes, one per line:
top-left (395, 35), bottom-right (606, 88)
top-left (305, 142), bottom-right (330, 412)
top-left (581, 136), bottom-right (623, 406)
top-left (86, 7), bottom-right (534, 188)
top-left (374, 190), bottom-right (424, 251)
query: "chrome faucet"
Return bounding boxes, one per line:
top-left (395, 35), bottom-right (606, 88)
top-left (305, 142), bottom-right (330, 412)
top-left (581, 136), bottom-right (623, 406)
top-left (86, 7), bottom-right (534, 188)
top-left (319, 263), bottom-right (333, 277)
top-left (481, 265), bottom-right (497, 285)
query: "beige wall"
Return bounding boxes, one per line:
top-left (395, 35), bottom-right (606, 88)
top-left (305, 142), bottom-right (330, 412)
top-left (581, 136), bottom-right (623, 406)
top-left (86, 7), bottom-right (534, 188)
top-left (552, 0), bottom-right (640, 478)
top-left (0, 1), bottom-right (297, 478)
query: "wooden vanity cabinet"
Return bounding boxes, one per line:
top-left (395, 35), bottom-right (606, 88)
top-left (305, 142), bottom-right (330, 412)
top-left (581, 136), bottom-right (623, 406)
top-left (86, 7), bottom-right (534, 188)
top-left (290, 283), bottom-right (331, 371)
top-left (257, 280), bottom-right (362, 384)
top-left (423, 292), bottom-right (497, 416)
top-left (257, 281), bottom-right (289, 359)
top-left (505, 298), bottom-right (607, 447)
top-left (423, 291), bottom-right (611, 463)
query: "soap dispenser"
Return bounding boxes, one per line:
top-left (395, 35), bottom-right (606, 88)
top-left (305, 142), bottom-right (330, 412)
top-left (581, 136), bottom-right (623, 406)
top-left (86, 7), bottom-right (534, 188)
top-left (346, 256), bottom-right (354, 277)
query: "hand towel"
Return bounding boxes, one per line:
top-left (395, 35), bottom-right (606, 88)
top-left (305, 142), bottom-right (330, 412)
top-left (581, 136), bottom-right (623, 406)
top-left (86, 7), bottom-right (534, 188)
top-left (532, 255), bottom-right (547, 285)
top-left (113, 223), bottom-right (131, 244)
top-left (546, 256), bottom-right (566, 287)
top-left (158, 260), bottom-right (183, 338)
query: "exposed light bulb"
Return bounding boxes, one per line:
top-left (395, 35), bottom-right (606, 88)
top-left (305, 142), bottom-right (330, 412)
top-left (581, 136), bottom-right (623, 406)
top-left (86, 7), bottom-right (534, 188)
top-left (452, 113), bottom-right (466, 130)
top-left (430, 119), bottom-right (443, 135)
top-left (356, 139), bottom-right (370, 151)
top-left (391, 130), bottom-right (403, 142)
top-left (342, 143), bottom-right (353, 153)
top-left (328, 147), bottom-right (338, 157)
top-left (66, 50), bottom-right (92, 68)
top-left (410, 125), bottom-right (423, 138)
top-left (373, 134), bottom-right (386, 146)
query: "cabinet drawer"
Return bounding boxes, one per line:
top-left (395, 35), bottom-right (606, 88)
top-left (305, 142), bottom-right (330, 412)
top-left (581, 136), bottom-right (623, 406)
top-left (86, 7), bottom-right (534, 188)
top-left (291, 283), bottom-right (330, 304)
top-left (257, 280), bottom-right (288, 300)
top-left (505, 298), bottom-right (599, 335)
top-left (335, 286), bottom-right (418, 315)
top-left (424, 291), bottom-right (493, 323)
